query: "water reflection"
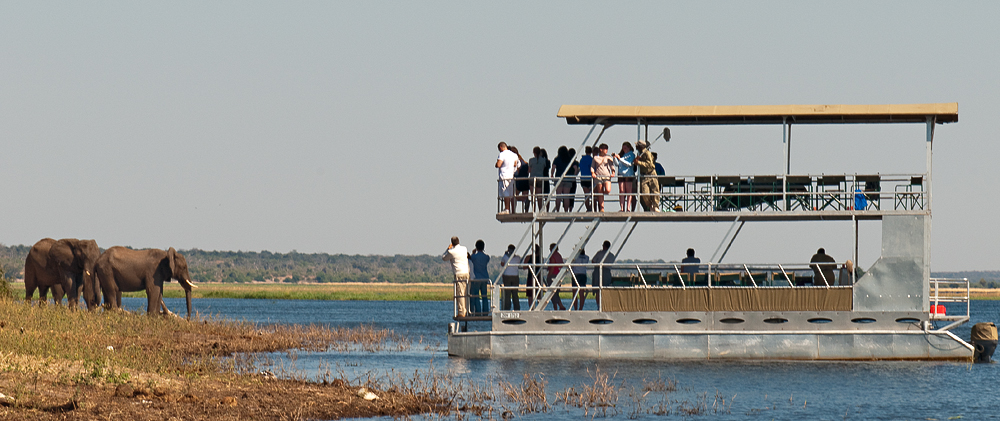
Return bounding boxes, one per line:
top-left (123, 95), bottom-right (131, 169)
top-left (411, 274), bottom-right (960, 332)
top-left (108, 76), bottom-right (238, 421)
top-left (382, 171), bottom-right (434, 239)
top-left (120, 297), bottom-right (1000, 420)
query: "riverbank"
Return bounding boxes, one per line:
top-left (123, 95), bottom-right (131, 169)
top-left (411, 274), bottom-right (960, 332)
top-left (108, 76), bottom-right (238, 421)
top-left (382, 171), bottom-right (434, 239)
top-left (0, 299), bottom-right (451, 420)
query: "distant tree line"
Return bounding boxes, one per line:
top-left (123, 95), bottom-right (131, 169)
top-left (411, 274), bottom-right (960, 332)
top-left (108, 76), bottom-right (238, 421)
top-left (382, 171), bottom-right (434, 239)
top-left (1, 243), bottom-right (998, 286)
top-left (0, 244), bottom-right (504, 284)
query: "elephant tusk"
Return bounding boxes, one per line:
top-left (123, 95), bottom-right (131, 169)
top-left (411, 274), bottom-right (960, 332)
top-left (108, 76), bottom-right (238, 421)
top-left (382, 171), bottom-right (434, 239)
top-left (85, 270), bottom-right (91, 276)
top-left (188, 280), bottom-right (198, 289)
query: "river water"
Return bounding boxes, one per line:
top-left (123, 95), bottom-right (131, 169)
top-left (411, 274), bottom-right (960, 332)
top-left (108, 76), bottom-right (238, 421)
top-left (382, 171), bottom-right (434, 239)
top-left (122, 297), bottom-right (1000, 420)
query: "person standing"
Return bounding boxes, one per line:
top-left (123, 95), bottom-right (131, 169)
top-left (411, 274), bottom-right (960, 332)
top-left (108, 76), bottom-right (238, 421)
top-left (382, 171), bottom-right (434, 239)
top-left (443, 236), bottom-right (470, 318)
top-left (591, 144), bottom-right (616, 212)
top-left (468, 239), bottom-right (491, 315)
top-left (591, 240), bottom-right (615, 308)
top-left (634, 140), bottom-right (659, 212)
top-left (613, 142), bottom-right (636, 212)
top-left (529, 147), bottom-right (550, 212)
top-left (810, 248), bottom-right (837, 286)
top-left (552, 146), bottom-right (573, 212)
top-left (579, 146), bottom-right (594, 211)
top-left (522, 244), bottom-right (543, 307)
top-left (571, 248), bottom-right (590, 310)
top-left (546, 244), bottom-right (567, 310)
top-left (500, 244), bottom-right (521, 311)
top-left (511, 147), bottom-right (531, 213)
top-left (495, 142), bottom-right (520, 214)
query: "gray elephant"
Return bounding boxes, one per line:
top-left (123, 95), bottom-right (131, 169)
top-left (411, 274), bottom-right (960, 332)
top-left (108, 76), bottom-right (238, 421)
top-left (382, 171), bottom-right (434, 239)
top-left (24, 238), bottom-right (101, 308)
top-left (94, 246), bottom-right (196, 318)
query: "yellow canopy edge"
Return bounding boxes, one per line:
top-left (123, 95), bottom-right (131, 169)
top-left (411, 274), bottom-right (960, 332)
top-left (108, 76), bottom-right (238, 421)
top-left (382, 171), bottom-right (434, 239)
top-left (557, 103), bottom-right (958, 125)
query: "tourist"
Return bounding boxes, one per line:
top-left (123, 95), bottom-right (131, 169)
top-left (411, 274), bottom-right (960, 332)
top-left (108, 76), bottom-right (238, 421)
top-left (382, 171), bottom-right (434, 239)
top-left (681, 248), bottom-right (701, 285)
top-left (839, 259), bottom-right (858, 286)
top-left (635, 140), bottom-right (659, 212)
top-left (546, 244), bottom-right (567, 310)
top-left (653, 152), bottom-right (665, 176)
top-left (500, 244), bottom-right (521, 311)
top-left (521, 244), bottom-right (543, 307)
top-left (591, 240), bottom-right (615, 307)
top-left (468, 239), bottom-right (491, 315)
top-left (495, 142), bottom-right (519, 214)
top-left (565, 148), bottom-right (579, 212)
top-left (810, 248), bottom-right (837, 286)
top-left (579, 146), bottom-right (594, 211)
top-left (571, 248), bottom-right (589, 310)
top-left (529, 147), bottom-right (550, 212)
top-left (552, 146), bottom-right (572, 212)
top-left (442, 236), bottom-right (470, 318)
top-left (590, 144), bottom-right (616, 212)
top-left (613, 142), bottom-right (636, 212)
top-left (511, 146), bottom-right (531, 213)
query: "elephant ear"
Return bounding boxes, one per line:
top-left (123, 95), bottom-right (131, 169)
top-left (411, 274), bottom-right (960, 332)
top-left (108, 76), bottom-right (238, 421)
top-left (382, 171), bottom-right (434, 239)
top-left (50, 240), bottom-right (76, 269)
top-left (167, 247), bottom-right (177, 280)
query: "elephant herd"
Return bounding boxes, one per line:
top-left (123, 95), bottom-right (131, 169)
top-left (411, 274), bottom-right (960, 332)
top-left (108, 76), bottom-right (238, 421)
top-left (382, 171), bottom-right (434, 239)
top-left (23, 238), bottom-right (196, 319)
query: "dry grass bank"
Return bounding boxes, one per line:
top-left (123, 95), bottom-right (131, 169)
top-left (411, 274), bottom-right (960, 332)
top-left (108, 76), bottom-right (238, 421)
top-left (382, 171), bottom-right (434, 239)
top-left (0, 300), bottom-right (448, 420)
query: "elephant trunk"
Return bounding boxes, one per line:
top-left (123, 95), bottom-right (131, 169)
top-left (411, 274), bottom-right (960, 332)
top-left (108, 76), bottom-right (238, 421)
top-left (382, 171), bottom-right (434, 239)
top-left (178, 277), bottom-right (195, 320)
top-left (186, 288), bottom-right (192, 320)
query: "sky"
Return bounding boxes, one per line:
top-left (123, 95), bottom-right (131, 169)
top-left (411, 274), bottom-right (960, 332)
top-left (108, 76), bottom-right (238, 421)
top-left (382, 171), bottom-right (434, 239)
top-left (1, 1), bottom-right (997, 271)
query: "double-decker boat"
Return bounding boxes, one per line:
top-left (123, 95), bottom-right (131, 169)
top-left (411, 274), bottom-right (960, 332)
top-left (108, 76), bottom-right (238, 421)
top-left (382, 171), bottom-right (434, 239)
top-left (449, 103), bottom-right (971, 360)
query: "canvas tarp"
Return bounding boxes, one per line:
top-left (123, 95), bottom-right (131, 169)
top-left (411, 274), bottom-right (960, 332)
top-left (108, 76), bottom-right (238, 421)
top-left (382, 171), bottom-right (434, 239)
top-left (601, 287), bottom-right (852, 312)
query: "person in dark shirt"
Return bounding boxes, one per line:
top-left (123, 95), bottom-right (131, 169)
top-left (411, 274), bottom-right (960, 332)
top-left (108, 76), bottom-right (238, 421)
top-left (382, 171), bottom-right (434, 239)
top-left (810, 248), bottom-right (837, 286)
top-left (681, 248), bottom-right (701, 275)
top-left (468, 239), bottom-right (491, 315)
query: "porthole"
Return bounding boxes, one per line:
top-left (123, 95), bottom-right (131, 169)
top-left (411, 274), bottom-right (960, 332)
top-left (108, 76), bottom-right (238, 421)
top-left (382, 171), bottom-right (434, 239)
top-left (501, 319), bottom-right (526, 325)
top-left (720, 318), bottom-right (745, 324)
top-left (545, 319), bottom-right (570, 325)
top-left (851, 318), bottom-right (878, 324)
top-left (676, 318), bottom-right (702, 324)
top-left (589, 319), bottom-right (614, 325)
top-left (763, 318), bottom-right (789, 324)
top-left (632, 318), bottom-right (658, 325)
top-left (895, 317), bottom-right (921, 324)
top-left (808, 318), bottom-right (833, 324)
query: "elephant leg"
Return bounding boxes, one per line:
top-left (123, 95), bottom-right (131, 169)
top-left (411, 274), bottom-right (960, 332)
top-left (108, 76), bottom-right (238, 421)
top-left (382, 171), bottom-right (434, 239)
top-left (37, 285), bottom-right (49, 304)
top-left (52, 284), bottom-right (65, 306)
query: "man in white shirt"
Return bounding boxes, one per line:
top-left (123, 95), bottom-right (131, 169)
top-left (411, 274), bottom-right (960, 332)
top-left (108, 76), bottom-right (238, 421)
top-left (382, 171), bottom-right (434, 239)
top-left (495, 142), bottom-right (520, 214)
top-left (499, 244), bottom-right (521, 310)
top-left (443, 236), bottom-right (471, 317)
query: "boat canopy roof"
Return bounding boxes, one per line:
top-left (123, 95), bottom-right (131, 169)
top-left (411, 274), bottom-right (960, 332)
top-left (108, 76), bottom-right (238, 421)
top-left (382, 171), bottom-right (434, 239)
top-left (557, 103), bottom-right (958, 125)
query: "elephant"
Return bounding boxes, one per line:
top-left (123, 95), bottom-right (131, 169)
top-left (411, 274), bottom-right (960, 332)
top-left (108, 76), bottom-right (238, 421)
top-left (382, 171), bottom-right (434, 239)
top-left (24, 238), bottom-right (101, 308)
top-left (94, 246), bottom-right (196, 319)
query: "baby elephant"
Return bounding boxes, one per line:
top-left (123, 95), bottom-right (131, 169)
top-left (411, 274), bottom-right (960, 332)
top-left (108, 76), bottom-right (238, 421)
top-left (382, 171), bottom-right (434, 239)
top-left (95, 246), bottom-right (196, 319)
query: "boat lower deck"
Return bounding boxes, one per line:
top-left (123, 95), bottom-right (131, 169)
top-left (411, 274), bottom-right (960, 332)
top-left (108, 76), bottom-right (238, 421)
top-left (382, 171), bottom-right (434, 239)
top-left (448, 310), bottom-right (972, 360)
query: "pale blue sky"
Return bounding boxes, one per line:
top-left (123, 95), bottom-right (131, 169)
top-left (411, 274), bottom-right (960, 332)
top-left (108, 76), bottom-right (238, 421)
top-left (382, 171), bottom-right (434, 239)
top-left (1, 2), bottom-right (996, 270)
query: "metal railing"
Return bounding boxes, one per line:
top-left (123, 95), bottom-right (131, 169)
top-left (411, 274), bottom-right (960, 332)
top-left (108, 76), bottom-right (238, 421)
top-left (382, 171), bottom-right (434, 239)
top-left (478, 261), bottom-right (855, 314)
top-left (496, 173), bottom-right (927, 214)
top-left (929, 277), bottom-right (970, 321)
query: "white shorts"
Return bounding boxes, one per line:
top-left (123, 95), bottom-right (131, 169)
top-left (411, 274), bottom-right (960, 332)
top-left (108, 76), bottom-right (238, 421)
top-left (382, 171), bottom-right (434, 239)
top-left (498, 178), bottom-right (514, 197)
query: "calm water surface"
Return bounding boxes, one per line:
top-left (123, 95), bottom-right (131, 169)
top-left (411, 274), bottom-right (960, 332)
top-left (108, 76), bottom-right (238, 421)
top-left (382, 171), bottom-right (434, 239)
top-left (123, 297), bottom-right (1000, 420)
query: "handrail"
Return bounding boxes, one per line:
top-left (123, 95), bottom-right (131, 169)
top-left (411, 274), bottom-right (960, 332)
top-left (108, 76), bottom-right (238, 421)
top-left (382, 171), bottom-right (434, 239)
top-left (498, 172), bottom-right (928, 213)
top-left (929, 277), bottom-right (970, 321)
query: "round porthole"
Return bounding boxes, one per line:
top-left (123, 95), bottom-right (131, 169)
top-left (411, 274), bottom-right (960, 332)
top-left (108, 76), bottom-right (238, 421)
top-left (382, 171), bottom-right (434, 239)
top-left (851, 318), bottom-right (877, 324)
top-left (589, 319), bottom-right (614, 325)
top-left (676, 318), bottom-right (702, 324)
top-left (808, 318), bottom-right (833, 324)
top-left (501, 319), bottom-right (526, 325)
top-left (763, 318), bottom-right (789, 324)
top-left (632, 318), bottom-right (658, 325)
top-left (720, 318), bottom-right (745, 324)
top-left (895, 317), bottom-right (921, 324)
top-left (545, 319), bottom-right (570, 325)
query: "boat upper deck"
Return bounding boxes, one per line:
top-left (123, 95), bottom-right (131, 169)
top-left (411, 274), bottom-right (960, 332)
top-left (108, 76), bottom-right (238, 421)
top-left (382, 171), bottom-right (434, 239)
top-left (497, 172), bottom-right (927, 222)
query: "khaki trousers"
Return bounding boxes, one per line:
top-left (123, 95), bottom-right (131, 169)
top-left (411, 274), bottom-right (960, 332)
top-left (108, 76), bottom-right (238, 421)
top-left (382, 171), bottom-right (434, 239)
top-left (640, 178), bottom-right (660, 212)
top-left (454, 273), bottom-right (470, 317)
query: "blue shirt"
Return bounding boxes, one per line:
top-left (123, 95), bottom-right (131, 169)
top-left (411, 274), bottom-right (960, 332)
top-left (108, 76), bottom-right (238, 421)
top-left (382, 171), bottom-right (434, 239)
top-left (469, 251), bottom-right (490, 280)
top-left (616, 151), bottom-right (635, 177)
top-left (681, 256), bottom-right (701, 274)
top-left (579, 155), bottom-right (593, 177)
